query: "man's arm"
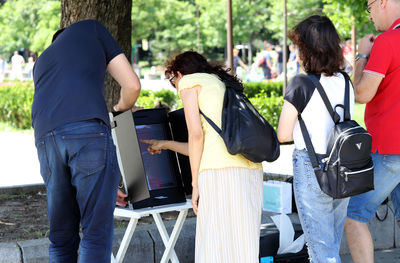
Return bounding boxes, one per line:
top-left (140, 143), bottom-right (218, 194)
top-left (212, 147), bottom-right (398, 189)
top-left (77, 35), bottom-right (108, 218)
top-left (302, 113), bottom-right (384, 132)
top-left (353, 34), bottom-right (383, 104)
top-left (107, 54), bottom-right (141, 111)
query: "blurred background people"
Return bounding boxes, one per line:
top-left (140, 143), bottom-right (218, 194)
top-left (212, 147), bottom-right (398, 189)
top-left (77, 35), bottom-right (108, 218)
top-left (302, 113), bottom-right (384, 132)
top-left (10, 50), bottom-right (24, 80)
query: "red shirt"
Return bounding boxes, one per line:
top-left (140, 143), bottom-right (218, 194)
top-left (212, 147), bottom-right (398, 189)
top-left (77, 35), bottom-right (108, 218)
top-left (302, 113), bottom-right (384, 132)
top-left (364, 18), bottom-right (400, 154)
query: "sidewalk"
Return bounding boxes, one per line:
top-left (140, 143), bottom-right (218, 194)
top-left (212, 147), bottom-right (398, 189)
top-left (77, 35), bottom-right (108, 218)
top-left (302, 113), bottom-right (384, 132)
top-left (0, 131), bottom-right (42, 188)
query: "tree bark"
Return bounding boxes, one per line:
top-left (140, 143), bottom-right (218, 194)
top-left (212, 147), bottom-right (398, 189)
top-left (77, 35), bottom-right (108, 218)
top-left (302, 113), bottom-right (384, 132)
top-left (60, 0), bottom-right (132, 110)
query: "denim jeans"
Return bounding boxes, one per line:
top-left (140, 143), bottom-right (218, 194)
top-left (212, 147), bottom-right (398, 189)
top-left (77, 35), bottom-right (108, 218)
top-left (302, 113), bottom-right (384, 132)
top-left (35, 119), bottom-right (120, 263)
top-left (391, 183), bottom-right (400, 221)
top-left (348, 152), bottom-right (400, 223)
top-left (292, 149), bottom-right (349, 263)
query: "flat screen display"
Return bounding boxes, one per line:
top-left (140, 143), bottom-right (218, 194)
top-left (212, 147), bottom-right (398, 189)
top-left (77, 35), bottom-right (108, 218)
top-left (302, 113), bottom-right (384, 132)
top-left (136, 124), bottom-right (178, 191)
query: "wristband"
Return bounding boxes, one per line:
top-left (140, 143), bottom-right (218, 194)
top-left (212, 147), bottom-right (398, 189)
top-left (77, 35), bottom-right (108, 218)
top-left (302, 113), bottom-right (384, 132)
top-left (355, 53), bottom-right (369, 62)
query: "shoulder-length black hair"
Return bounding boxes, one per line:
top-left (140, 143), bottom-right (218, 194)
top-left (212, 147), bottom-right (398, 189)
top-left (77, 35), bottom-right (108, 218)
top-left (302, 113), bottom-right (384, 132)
top-left (165, 51), bottom-right (241, 85)
top-left (288, 15), bottom-right (344, 76)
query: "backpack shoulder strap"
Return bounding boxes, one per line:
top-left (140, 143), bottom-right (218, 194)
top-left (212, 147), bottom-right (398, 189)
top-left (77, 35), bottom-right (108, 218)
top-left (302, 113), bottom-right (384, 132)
top-left (307, 74), bottom-right (340, 124)
top-left (298, 114), bottom-right (323, 175)
top-left (199, 110), bottom-right (222, 134)
top-left (342, 72), bottom-right (351, 121)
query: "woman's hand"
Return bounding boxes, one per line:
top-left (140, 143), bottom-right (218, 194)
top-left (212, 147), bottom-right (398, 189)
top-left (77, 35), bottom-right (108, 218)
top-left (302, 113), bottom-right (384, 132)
top-left (116, 189), bottom-right (128, 207)
top-left (140, 139), bottom-right (165, 154)
top-left (191, 185), bottom-right (199, 215)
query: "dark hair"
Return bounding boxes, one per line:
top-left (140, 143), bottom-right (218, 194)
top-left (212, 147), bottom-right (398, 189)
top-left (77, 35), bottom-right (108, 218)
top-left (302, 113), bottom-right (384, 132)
top-left (165, 51), bottom-right (241, 85)
top-left (288, 15), bottom-right (344, 76)
top-left (52, 28), bottom-right (65, 43)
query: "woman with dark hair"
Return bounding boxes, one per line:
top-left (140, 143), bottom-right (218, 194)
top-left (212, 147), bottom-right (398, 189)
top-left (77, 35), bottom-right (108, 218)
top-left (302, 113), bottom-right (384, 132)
top-left (146, 51), bottom-right (263, 262)
top-left (277, 15), bottom-right (354, 262)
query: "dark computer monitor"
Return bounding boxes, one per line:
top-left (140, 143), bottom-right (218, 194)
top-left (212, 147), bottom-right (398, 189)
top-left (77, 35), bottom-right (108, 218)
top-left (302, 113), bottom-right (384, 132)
top-left (131, 108), bottom-right (186, 208)
top-left (168, 108), bottom-right (192, 195)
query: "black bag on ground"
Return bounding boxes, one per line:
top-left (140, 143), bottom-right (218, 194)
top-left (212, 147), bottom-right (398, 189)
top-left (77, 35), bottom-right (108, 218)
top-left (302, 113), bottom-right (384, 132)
top-left (200, 79), bottom-right (280, 163)
top-left (259, 223), bottom-right (309, 263)
top-left (298, 73), bottom-right (374, 199)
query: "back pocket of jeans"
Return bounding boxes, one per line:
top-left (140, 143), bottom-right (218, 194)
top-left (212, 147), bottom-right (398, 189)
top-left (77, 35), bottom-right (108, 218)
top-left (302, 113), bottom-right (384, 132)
top-left (63, 132), bottom-right (107, 175)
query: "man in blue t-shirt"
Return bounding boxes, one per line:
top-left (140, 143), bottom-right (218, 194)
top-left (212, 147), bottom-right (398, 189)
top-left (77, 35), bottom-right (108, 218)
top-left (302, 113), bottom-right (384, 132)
top-left (31, 20), bottom-right (141, 263)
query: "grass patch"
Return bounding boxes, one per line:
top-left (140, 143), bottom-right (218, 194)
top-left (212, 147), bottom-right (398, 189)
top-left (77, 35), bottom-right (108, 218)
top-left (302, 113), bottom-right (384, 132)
top-left (353, 103), bottom-right (366, 129)
top-left (0, 192), bottom-right (27, 201)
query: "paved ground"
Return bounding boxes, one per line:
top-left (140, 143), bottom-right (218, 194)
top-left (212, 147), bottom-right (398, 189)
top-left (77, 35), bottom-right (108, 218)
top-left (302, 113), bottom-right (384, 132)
top-left (0, 131), bottom-right (42, 187)
top-left (2, 131), bottom-right (400, 262)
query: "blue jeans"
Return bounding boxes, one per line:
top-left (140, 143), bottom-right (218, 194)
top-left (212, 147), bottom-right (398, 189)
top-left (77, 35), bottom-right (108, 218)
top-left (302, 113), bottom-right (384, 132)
top-left (35, 119), bottom-right (120, 263)
top-left (347, 152), bottom-right (400, 223)
top-left (293, 149), bottom-right (349, 263)
top-left (391, 184), bottom-right (400, 221)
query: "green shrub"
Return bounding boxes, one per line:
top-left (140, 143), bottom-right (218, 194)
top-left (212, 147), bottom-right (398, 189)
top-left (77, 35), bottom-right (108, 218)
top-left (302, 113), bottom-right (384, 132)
top-left (0, 83), bottom-right (284, 132)
top-left (0, 83), bottom-right (34, 129)
top-left (135, 90), bottom-right (157, 108)
top-left (250, 92), bottom-right (284, 131)
top-left (154, 90), bottom-right (177, 108)
top-left (244, 81), bottom-right (283, 98)
top-left (136, 89), bottom-right (179, 110)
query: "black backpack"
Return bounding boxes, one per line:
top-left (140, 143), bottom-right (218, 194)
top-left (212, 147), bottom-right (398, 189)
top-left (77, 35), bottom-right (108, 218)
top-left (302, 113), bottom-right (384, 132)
top-left (298, 73), bottom-right (374, 199)
top-left (200, 79), bottom-right (280, 163)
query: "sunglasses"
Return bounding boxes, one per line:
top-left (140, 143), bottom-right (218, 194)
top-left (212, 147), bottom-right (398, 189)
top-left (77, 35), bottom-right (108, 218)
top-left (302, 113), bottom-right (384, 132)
top-left (169, 76), bottom-right (176, 88)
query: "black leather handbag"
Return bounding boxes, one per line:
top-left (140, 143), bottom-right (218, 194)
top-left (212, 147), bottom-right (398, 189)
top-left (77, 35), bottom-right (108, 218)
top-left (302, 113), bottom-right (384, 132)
top-left (200, 80), bottom-right (280, 163)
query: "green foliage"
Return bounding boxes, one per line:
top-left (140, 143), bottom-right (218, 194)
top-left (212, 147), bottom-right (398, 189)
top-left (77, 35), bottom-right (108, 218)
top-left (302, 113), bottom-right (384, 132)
top-left (0, 81), bottom-right (285, 133)
top-left (244, 81), bottom-right (283, 98)
top-left (131, 0), bottom-right (274, 62)
top-left (31, 1), bottom-right (61, 54)
top-left (0, 0), bottom-right (60, 58)
top-left (353, 103), bottom-right (366, 129)
top-left (323, 0), bottom-right (377, 39)
top-left (249, 92), bottom-right (284, 131)
top-left (136, 89), bottom-right (179, 109)
top-left (0, 83), bottom-right (34, 129)
top-left (154, 89), bottom-right (177, 108)
top-left (269, 0), bottom-right (323, 41)
top-left (131, 0), bottom-right (197, 64)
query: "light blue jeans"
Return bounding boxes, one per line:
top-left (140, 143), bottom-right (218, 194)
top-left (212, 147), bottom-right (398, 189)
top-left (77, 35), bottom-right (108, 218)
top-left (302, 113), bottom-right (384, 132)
top-left (348, 152), bottom-right (400, 223)
top-left (391, 184), bottom-right (400, 221)
top-left (293, 149), bottom-right (349, 263)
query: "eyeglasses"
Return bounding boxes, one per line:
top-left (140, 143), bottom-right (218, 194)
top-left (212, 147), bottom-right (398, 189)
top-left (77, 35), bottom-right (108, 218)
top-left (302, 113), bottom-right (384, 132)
top-left (169, 76), bottom-right (176, 88)
top-left (366, 0), bottom-right (378, 13)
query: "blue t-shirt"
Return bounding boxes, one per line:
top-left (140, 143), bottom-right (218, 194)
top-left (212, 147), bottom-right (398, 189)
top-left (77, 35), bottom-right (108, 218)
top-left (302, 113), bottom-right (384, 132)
top-left (31, 19), bottom-right (123, 140)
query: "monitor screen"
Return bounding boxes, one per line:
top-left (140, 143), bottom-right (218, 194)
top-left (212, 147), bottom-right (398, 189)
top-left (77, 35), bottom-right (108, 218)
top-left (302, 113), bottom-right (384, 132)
top-left (135, 123), bottom-right (178, 191)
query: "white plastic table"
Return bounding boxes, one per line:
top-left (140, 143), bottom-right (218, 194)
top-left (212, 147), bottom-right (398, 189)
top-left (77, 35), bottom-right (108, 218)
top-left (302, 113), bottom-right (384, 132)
top-left (111, 199), bottom-right (192, 263)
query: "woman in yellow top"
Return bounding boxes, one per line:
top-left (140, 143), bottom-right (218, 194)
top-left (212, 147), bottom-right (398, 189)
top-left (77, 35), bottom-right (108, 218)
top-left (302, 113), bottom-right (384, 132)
top-left (143, 51), bottom-right (263, 262)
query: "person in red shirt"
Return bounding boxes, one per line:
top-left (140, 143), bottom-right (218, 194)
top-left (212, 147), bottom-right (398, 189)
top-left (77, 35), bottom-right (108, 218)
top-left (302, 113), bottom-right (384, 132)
top-left (344, 1), bottom-right (400, 262)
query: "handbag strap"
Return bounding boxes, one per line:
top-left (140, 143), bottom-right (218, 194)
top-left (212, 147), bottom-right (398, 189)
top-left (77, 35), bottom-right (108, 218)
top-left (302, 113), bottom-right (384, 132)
top-left (199, 110), bottom-right (222, 134)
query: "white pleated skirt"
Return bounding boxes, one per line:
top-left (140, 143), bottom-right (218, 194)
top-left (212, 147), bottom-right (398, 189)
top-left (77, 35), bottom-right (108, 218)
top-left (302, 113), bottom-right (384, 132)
top-left (195, 167), bottom-right (263, 263)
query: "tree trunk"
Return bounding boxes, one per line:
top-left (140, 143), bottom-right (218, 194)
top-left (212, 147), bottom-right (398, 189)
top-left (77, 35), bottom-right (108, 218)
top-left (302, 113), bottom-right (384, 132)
top-left (61, 0), bottom-right (132, 110)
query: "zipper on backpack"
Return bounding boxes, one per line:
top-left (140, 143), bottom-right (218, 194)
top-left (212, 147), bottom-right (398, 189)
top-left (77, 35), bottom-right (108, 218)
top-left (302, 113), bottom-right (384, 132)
top-left (343, 166), bottom-right (374, 181)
